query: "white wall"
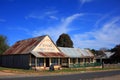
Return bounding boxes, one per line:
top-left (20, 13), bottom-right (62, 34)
top-left (32, 36), bottom-right (60, 52)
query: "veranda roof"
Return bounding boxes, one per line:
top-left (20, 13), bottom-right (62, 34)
top-left (58, 47), bottom-right (94, 58)
top-left (31, 51), bottom-right (67, 58)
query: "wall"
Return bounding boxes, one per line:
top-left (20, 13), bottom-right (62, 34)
top-left (103, 64), bottom-right (120, 68)
top-left (32, 36), bottom-right (60, 52)
top-left (0, 54), bottom-right (30, 69)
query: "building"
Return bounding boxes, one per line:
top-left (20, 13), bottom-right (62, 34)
top-left (0, 35), bottom-right (67, 69)
top-left (95, 51), bottom-right (115, 64)
top-left (58, 47), bottom-right (95, 67)
top-left (0, 35), bottom-right (95, 70)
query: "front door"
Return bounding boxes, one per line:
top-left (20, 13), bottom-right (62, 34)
top-left (46, 58), bottom-right (49, 67)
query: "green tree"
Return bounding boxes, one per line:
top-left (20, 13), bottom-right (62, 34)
top-left (56, 33), bottom-right (73, 48)
top-left (0, 35), bottom-right (9, 54)
top-left (90, 49), bottom-right (96, 55)
top-left (110, 44), bottom-right (120, 60)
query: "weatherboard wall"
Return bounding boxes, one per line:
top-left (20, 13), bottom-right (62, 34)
top-left (0, 54), bottom-right (30, 69)
top-left (32, 36), bottom-right (60, 53)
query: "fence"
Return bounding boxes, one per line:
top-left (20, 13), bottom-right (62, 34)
top-left (103, 63), bottom-right (120, 68)
top-left (69, 62), bottom-right (101, 68)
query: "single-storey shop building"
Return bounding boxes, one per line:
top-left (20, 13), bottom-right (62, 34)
top-left (0, 35), bottom-right (94, 70)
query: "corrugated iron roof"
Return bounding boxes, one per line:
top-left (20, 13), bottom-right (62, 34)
top-left (96, 52), bottom-right (115, 59)
top-left (58, 47), bottom-right (94, 58)
top-left (104, 52), bottom-right (115, 58)
top-left (3, 35), bottom-right (46, 55)
top-left (31, 51), bottom-right (67, 57)
top-left (85, 49), bottom-right (94, 56)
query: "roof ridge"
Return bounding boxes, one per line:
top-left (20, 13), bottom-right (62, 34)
top-left (16, 35), bottom-right (47, 42)
top-left (3, 35), bottom-right (47, 55)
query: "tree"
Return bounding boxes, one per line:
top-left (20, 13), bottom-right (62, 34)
top-left (90, 49), bottom-right (105, 56)
top-left (90, 49), bottom-right (97, 55)
top-left (0, 35), bottom-right (9, 54)
top-left (99, 47), bottom-right (110, 52)
top-left (56, 33), bottom-right (73, 48)
top-left (110, 44), bottom-right (120, 60)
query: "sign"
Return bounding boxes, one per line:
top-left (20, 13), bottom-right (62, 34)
top-left (33, 36), bottom-right (59, 52)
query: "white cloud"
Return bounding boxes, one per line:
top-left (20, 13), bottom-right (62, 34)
top-left (32, 13), bottom-right (83, 41)
top-left (8, 27), bottom-right (31, 35)
top-left (45, 10), bottom-right (58, 15)
top-left (79, 0), bottom-right (93, 7)
top-left (49, 16), bottom-right (58, 20)
top-left (94, 14), bottom-right (110, 28)
top-left (25, 14), bottom-right (42, 19)
top-left (73, 16), bottom-right (120, 49)
top-left (25, 10), bottom-right (58, 20)
top-left (26, 12), bottom-right (120, 49)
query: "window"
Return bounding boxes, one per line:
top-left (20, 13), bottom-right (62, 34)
top-left (70, 58), bottom-right (76, 64)
top-left (90, 58), bottom-right (93, 62)
top-left (62, 58), bottom-right (68, 63)
top-left (51, 58), bottom-right (58, 65)
top-left (37, 58), bottom-right (44, 66)
top-left (85, 58), bottom-right (90, 63)
top-left (31, 57), bottom-right (35, 67)
top-left (78, 58), bottom-right (83, 63)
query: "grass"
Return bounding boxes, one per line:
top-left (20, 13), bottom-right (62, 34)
top-left (0, 67), bottom-right (120, 76)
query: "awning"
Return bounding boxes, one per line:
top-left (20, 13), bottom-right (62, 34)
top-left (31, 51), bottom-right (67, 58)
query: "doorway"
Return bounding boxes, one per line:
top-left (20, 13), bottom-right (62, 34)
top-left (46, 58), bottom-right (49, 67)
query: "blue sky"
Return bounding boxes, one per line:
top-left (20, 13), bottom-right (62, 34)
top-left (0, 0), bottom-right (120, 49)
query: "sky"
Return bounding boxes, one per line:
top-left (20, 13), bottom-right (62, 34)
top-left (0, 0), bottom-right (120, 49)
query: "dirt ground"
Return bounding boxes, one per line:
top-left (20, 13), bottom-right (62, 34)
top-left (0, 71), bottom-right (15, 76)
top-left (0, 71), bottom-right (120, 80)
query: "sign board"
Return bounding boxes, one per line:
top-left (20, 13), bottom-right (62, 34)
top-left (32, 36), bottom-right (60, 52)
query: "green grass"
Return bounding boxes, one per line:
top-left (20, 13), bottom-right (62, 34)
top-left (0, 67), bottom-right (120, 75)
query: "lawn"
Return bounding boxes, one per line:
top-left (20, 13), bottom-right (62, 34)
top-left (0, 67), bottom-right (120, 76)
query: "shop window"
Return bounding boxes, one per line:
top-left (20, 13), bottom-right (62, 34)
top-left (78, 58), bottom-right (83, 63)
top-left (31, 57), bottom-right (35, 67)
top-left (62, 58), bottom-right (68, 63)
top-left (37, 58), bottom-right (44, 66)
top-left (51, 58), bottom-right (58, 65)
top-left (70, 58), bottom-right (76, 64)
top-left (91, 58), bottom-right (93, 62)
top-left (85, 58), bottom-right (90, 63)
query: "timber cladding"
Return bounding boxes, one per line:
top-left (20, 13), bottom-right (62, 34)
top-left (0, 54), bottom-right (30, 69)
top-left (0, 35), bottom-right (95, 70)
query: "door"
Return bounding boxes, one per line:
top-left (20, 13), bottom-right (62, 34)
top-left (46, 58), bottom-right (49, 67)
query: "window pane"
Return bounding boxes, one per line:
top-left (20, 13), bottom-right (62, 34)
top-left (37, 58), bottom-right (44, 66)
top-left (51, 58), bottom-right (58, 65)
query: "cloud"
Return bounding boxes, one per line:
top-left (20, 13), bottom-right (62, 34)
top-left (80, 0), bottom-right (93, 4)
top-left (25, 10), bottom-right (58, 20)
top-left (73, 16), bottom-right (120, 49)
top-left (32, 13), bottom-right (83, 41)
top-left (8, 27), bottom-right (31, 35)
top-left (26, 12), bottom-right (120, 49)
top-left (79, 0), bottom-right (93, 7)
top-left (45, 10), bottom-right (58, 15)
top-left (49, 16), bottom-right (58, 20)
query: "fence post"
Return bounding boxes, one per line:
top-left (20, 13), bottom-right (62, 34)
top-left (102, 61), bottom-right (104, 69)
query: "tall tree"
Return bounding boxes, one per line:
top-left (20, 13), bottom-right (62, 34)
top-left (0, 35), bottom-right (9, 54)
top-left (56, 33), bottom-right (73, 48)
